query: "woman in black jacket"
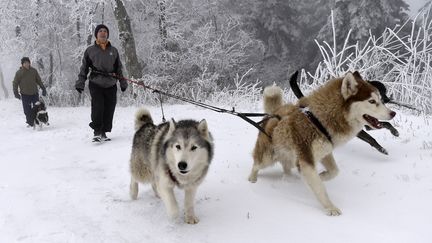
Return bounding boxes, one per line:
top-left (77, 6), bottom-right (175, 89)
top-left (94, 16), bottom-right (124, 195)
top-left (75, 24), bottom-right (128, 142)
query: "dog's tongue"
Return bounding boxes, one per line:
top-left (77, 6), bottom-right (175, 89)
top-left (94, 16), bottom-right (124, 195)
top-left (363, 114), bottom-right (382, 129)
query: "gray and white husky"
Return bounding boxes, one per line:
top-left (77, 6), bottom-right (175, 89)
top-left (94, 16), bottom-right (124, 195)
top-left (129, 108), bottom-right (214, 224)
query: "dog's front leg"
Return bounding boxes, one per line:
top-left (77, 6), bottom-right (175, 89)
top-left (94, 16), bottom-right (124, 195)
top-left (381, 121), bottom-right (399, 137)
top-left (319, 154), bottom-right (339, 181)
top-left (300, 161), bottom-right (341, 216)
top-left (158, 184), bottom-right (179, 219)
top-left (184, 186), bottom-right (199, 224)
top-left (129, 177), bottom-right (139, 200)
top-left (357, 130), bottom-right (388, 155)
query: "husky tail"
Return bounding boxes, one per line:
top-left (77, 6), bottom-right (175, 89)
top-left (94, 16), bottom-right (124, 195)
top-left (289, 70), bottom-right (305, 99)
top-left (263, 86), bottom-right (284, 114)
top-left (134, 108), bottom-right (154, 131)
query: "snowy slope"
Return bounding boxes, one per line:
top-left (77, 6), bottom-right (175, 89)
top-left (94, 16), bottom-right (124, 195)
top-left (0, 99), bottom-right (431, 243)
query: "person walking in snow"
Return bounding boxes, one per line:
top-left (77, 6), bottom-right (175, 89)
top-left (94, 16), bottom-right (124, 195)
top-left (13, 57), bottom-right (47, 127)
top-left (75, 24), bottom-right (128, 142)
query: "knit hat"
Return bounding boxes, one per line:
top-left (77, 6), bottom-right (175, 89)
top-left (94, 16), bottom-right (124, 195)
top-left (21, 57), bottom-right (30, 64)
top-left (94, 24), bottom-right (109, 39)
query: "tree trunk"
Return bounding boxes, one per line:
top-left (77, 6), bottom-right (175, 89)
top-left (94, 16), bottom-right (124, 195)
top-left (112, 0), bottom-right (142, 79)
top-left (75, 0), bottom-right (81, 46)
top-left (158, 0), bottom-right (168, 49)
top-left (48, 52), bottom-right (54, 87)
top-left (0, 65), bottom-right (9, 99)
top-left (87, 3), bottom-right (99, 46)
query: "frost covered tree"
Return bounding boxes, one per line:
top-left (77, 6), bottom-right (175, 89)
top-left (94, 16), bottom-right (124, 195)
top-left (0, 0), bottom-right (427, 108)
top-left (234, 0), bottom-right (330, 84)
top-left (112, 0), bottom-right (142, 80)
top-left (0, 65), bottom-right (8, 99)
top-left (317, 0), bottom-right (409, 47)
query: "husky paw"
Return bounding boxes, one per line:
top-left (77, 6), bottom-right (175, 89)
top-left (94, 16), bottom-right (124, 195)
top-left (185, 214), bottom-right (199, 224)
top-left (390, 128), bottom-right (399, 137)
top-left (377, 147), bottom-right (389, 155)
top-left (248, 175), bottom-right (258, 183)
top-left (319, 171), bottom-right (337, 181)
top-left (130, 191), bottom-right (138, 200)
top-left (167, 207), bottom-right (180, 219)
top-left (326, 207), bottom-right (342, 216)
top-left (319, 171), bottom-right (331, 181)
top-left (248, 170), bottom-right (259, 183)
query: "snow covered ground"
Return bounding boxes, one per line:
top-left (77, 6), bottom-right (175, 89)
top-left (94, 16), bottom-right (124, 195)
top-left (0, 98), bottom-right (431, 243)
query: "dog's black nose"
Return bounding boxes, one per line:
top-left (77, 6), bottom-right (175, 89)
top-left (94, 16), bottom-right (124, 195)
top-left (178, 161), bottom-right (188, 171)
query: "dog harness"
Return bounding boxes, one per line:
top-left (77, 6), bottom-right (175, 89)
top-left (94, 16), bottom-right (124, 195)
top-left (300, 106), bottom-right (333, 144)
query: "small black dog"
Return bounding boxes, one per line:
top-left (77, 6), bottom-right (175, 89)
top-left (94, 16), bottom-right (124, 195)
top-left (289, 71), bottom-right (399, 155)
top-left (30, 101), bottom-right (50, 130)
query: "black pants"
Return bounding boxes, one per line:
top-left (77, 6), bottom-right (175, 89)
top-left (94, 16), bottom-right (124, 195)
top-left (21, 94), bottom-right (39, 126)
top-left (88, 82), bottom-right (117, 134)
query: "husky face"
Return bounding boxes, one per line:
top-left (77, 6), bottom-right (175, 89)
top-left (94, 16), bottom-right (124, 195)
top-left (349, 91), bottom-right (396, 129)
top-left (165, 120), bottom-right (212, 176)
top-left (342, 72), bottom-right (396, 129)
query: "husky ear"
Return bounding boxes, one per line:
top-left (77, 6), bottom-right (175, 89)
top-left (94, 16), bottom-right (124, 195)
top-left (167, 118), bottom-right (176, 136)
top-left (341, 72), bottom-right (359, 99)
top-left (197, 119), bottom-right (210, 139)
top-left (352, 71), bottom-right (363, 81)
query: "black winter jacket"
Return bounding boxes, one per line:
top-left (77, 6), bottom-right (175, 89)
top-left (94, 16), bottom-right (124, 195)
top-left (76, 41), bottom-right (127, 90)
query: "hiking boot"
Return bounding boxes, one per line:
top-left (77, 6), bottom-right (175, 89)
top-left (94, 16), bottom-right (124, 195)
top-left (101, 132), bottom-right (111, 141)
top-left (92, 132), bottom-right (102, 142)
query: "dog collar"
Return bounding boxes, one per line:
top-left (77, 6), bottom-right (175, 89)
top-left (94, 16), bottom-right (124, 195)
top-left (300, 106), bottom-right (333, 144)
top-left (166, 167), bottom-right (180, 185)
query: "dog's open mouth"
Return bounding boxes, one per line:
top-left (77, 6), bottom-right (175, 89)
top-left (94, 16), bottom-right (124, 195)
top-left (363, 114), bottom-right (382, 129)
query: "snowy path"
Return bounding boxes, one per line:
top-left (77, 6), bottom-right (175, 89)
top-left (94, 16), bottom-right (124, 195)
top-left (0, 99), bottom-right (431, 243)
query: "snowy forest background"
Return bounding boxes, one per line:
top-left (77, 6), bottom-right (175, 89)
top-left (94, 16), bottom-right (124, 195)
top-left (0, 0), bottom-right (431, 114)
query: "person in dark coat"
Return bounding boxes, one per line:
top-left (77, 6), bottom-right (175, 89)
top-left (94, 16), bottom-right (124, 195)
top-left (75, 24), bottom-right (128, 142)
top-left (13, 57), bottom-right (47, 127)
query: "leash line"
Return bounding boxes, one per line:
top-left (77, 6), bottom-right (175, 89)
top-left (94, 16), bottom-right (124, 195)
top-left (91, 70), bottom-right (273, 139)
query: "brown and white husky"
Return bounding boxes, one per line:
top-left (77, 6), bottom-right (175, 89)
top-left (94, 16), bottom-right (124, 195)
top-left (248, 71), bottom-right (396, 216)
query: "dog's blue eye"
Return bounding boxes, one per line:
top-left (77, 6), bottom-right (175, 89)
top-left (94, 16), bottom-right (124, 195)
top-left (175, 145), bottom-right (181, 150)
top-left (369, 100), bottom-right (376, 104)
top-left (191, 145), bottom-right (197, 151)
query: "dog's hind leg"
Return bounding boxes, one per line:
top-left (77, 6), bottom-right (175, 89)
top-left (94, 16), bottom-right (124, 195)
top-left (319, 154), bottom-right (339, 181)
top-left (248, 151), bottom-right (273, 183)
top-left (130, 177), bottom-right (139, 200)
top-left (280, 156), bottom-right (295, 176)
top-left (184, 186), bottom-right (199, 224)
top-left (299, 160), bottom-right (341, 216)
top-left (151, 182), bottom-right (160, 198)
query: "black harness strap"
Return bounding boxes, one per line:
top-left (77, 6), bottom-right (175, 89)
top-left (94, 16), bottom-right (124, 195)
top-left (300, 106), bottom-right (333, 144)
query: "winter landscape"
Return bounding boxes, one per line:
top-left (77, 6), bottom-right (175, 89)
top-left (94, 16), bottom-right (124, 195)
top-left (1, 0), bottom-right (432, 243)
